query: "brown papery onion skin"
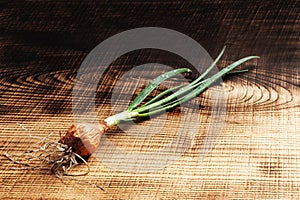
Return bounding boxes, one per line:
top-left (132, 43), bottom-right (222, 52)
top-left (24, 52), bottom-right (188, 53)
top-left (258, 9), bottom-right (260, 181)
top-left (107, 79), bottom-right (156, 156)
top-left (59, 121), bottom-right (109, 160)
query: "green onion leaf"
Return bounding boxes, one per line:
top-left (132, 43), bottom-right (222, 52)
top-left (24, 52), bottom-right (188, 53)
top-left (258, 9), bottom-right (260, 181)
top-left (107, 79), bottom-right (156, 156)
top-left (134, 56), bottom-right (259, 115)
top-left (127, 68), bottom-right (192, 111)
top-left (141, 83), bottom-right (187, 107)
top-left (191, 46), bottom-right (226, 85)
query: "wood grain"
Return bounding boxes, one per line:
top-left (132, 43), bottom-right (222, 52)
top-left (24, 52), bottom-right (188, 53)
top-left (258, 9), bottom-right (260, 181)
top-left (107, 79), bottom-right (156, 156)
top-left (1, 1), bottom-right (300, 199)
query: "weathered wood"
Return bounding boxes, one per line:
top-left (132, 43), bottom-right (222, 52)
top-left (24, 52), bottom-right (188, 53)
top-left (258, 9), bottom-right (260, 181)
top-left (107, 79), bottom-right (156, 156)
top-left (1, 1), bottom-right (300, 199)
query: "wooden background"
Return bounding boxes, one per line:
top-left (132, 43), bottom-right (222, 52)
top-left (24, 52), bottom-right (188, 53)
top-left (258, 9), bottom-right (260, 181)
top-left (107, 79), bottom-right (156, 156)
top-left (1, 1), bottom-right (300, 199)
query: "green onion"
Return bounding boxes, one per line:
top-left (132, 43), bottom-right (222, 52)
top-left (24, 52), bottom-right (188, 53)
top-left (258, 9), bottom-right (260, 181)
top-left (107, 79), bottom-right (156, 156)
top-left (36, 47), bottom-right (259, 174)
top-left (4, 47), bottom-right (259, 183)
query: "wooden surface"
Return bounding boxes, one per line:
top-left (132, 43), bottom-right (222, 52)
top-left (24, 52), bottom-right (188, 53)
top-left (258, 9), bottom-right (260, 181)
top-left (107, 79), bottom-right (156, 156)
top-left (1, 1), bottom-right (300, 199)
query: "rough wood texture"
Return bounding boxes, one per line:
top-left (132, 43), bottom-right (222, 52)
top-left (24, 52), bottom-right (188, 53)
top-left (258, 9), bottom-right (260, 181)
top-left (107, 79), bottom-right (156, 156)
top-left (1, 1), bottom-right (300, 199)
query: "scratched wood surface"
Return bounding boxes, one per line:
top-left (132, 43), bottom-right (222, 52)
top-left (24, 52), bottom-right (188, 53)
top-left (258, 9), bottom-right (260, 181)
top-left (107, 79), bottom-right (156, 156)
top-left (1, 1), bottom-right (300, 199)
